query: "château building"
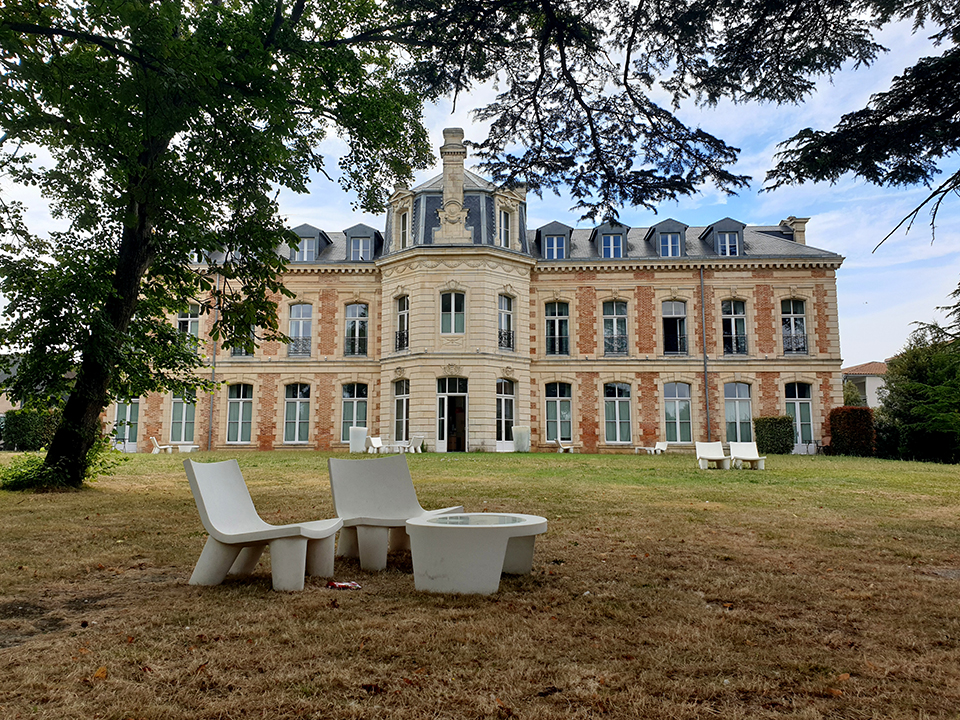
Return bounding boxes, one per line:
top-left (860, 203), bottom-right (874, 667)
top-left (111, 128), bottom-right (844, 454)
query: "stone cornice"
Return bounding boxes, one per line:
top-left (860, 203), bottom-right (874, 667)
top-left (534, 257), bottom-right (843, 272)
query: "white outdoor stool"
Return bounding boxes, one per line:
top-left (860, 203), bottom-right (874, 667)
top-left (406, 513), bottom-right (547, 595)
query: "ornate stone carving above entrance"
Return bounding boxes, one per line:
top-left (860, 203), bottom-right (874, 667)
top-left (442, 363), bottom-right (462, 376)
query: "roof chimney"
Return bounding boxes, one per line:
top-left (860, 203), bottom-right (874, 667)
top-left (781, 216), bottom-right (809, 245)
top-left (435, 128), bottom-right (472, 243)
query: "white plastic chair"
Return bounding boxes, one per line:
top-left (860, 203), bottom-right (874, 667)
top-left (408, 436), bottom-right (425, 453)
top-left (729, 441), bottom-right (766, 470)
top-left (696, 441), bottom-right (731, 470)
top-left (554, 438), bottom-right (573, 453)
top-left (151, 437), bottom-right (172, 454)
top-left (636, 441), bottom-right (669, 455)
top-left (328, 454), bottom-right (463, 571)
top-left (365, 436), bottom-right (384, 454)
top-left (184, 459), bottom-right (342, 591)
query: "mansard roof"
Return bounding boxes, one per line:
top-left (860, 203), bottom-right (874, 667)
top-left (412, 168), bottom-right (498, 193)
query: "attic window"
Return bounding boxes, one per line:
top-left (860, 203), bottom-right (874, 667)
top-left (351, 237), bottom-right (372, 261)
top-left (718, 232), bottom-right (739, 256)
top-left (498, 209), bottom-right (512, 248)
top-left (660, 233), bottom-right (681, 257)
top-left (545, 234), bottom-right (566, 259)
top-left (291, 236), bottom-right (317, 262)
top-left (601, 234), bottom-right (623, 258)
top-left (399, 211), bottom-right (409, 249)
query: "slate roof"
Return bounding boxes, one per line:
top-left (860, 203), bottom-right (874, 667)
top-left (412, 169), bottom-right (497, 193)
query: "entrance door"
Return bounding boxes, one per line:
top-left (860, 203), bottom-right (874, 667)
top-left (437, 377), bottom-right (468, 452)
top-left (113, 399), bottom-right (140, 453)
top-left (496, 378), bottom-right (515, 452)
top-left (785, 382), bottom-right (813, 453)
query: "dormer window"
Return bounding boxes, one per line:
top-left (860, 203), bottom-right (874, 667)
top-left (351, 236), bottom-right (372, 261)
top-left (660, 233), bottom-right (681, 257)
top-left (291, 236), bottom-right (318, 262)
top-left (498, 209), bottom-right (512, 248)
top-left (602, 234), bottom-right (623, 259)
top-left (545, 235), bottom-right (566, 259)
top-left (718, 232), bottom-right (739, 256)
top-left (399, 211), bottom-right (410, 249)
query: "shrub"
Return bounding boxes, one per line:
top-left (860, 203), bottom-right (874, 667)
top-left (0, 434), bottom-right (126, 492)
top-left (754, 416), bottom-right (796, 454)
top-left (829, 406), bottom-right (875, 457)
top-left (2, 406), bottom-right (61, 451)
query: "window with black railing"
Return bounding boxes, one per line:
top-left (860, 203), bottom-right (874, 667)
top-left (499, 329), bottom-right (515, 350)
top-left (664, 333), bottom-right (688, 355)
top-left (345, 336), bottom-right (368, 356)
top-left (723, 334), bottom-right (748, 355)
top-left (395, 329), bottom-right (409, 352)
top-left (546, 335), bottom-right (569, 355)
top-left (545, 302), bottom-right (570, 356)
top-left (288, 337), bottom-right (311, 357)
top-left (783, 333), bottom-right (808, 354)
top-left (604, 334), bottom-right (628, 355)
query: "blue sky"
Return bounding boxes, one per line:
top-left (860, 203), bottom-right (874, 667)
top-left (278, 20), bottom-right (960, 368)
top-left (9, 21), bottom-right (958, 368)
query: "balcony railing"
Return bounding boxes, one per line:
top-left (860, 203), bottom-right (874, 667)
top-left (783, 333), bottom-right (808, 354)
top-left (723, 334), bottom-right (748, 355)
top-left (395, 329), bottom-right (409, 352)
top-left (545, 335), bottom-right (570, 356)
top-left (499, 329), bottom-right (515, 350)
top-left (288, 337), bottom-right (311, 357)
top-left (345, 337), bottom-right (368, 356)
top-left (604, 334), bottom-right (628, 356)
top-left (664, 334), bottom-right (688, 355)
top-left (231, 346), bottom-right (252, 357)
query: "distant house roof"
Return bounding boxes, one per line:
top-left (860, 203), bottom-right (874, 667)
top-left (841, 361), bottom-right (888, 376)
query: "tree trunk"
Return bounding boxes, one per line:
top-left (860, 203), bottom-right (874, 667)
top-left (43, 205), bottom-right (156, 487)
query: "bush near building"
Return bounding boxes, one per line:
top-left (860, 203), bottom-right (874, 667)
top-left (1, 407), bottom-right (61, 451)
top-left (829, 406), bottom-right (875, 457)
top-left (754, 416), bottom-right (796, 454)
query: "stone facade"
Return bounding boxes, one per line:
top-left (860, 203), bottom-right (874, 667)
top-left (111, 129), bottom-right (844, 454)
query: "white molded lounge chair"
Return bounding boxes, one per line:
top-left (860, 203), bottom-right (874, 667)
top-left (151, 437), bottom-right (172, 454)
top-left (636, 441), bottom-right (669, 455)
top-left (328, 454), bottom-right (463, 571)
top-left (184, 459), bottom-right (342, 591)
top-left (554, 438), bottom-right (573, 453)
top-left (696, 441), bottom-right (731, 470)
top-left (365, 436), bottom-right (384, 454)
top-left (729, 441), bottom-right (766, 470)
top-left (408, 436), bottom-right (425, 453)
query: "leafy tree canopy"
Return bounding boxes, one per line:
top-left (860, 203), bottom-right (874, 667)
top-left (0, 0), bottom-right (954, 485)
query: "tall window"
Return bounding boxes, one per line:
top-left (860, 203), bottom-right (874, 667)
top-left (399, 211), bottom-right (410, 249)
top-left (601, 234), bottom-right (623, 259)
top-left (782, 299), bottom-right (807, 354)
top-left (227, 384), bottom-right (253, 444)
top-left (660, 232), bottom-right (681, 257)
top-left (284, 383), bottom-right (310, 443)
top-left (289, 304), bottom-right (311, 357)
top-left (441, 292), bottom-right (465, 334)
top-left (499, 209), bottom-right (511, 248)
top-left (341, 383), bottom-right (368, 442)
top-left (662, 301), bottom-right (687, 354)
top-left (785, 382), bottom-right (813, 445)
top-left (724, 382), bottom-right (752, 442)
top-left (722, 300), bottom-right (747, 355)
top-left (604, 383), bottom-right (632, 443)
top-left (394, 379), bottom-right (409, 442)
top-left (230, 326), bottom-right (255, 357)
top-left (345, 303), bottom-right (368, 356)
top-left (663, 383), bottom-right (691, 443)
top-left (171, 393), bottom-right (195, 443)
top-left (496, 379), bottom-right (515, 442)
top-left (396, 295), bottom-right (409, 351)
top-left (718, 232), bottom-right (739, 256)
top-left (603, 300), bottom-right (628, 355)
top-left (499, 295), bottom-right (514, 350)
top-left (545, 301), bottom-right (570, 355)
top-left (291, 236), bottom-right (317, 262)
top-left (545, 235), bottom-right (566, 259)
top-left (545, 382), bottom-right (572, 443)
top-left (114, 400), bottom-right (139, 447)
top-left (177, 304), bottom-right (200, 336)
top-left (350, 236), bottom-right (372, 261)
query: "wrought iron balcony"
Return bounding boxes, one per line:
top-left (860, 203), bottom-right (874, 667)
top-left (499, 329), bottom-right (515, 350)
top-left (344, 337), bottom-right (367, 356)
top-left (545, 335), bottom-right (570, 356)
top-left (664, 334), bottom-right (688, 355)
top-left (723, 334), bottom-right (748, 355)
top-left (231, 346), bottom-right (252, 357)
top-left (783, 333), bottom-right (808, 354)
top-left (604, 334), bottom-right (628, 356)
top-left (288, 337), bottom-right (311, 357)
top-left (395, 329), bottom-right (409, 352)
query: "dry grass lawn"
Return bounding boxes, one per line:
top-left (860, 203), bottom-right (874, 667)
top-left (1, 450), bottom-right (959, 719)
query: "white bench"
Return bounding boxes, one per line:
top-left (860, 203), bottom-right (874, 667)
top-left (729, 441), bottom-right (766, 470)
top-left (696, 441), bottom-right (730, 470)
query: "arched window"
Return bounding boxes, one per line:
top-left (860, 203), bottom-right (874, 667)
top-left (284, 383), bottom-right (310, 443)
top-left (395, 379), bottom-right (409, 442)
top-left (289, 304), bottom-right (312, 357)
top-left (345, 303), bottom-right (368, 356)
top-left (545, 302), bottom-right (569, 355)
top-left (662, 301), bottom-right (687, 355)
top-left (604, 382), bottom-right (632, 443)
top-left (499, 295), bottom-right (514, 350)
top-left (663, 383), bottom-right (691, 443)
top-left (227, 384), bottom-right (253, 443)
top-left (785, 382), bottom-right (813, 445)
top-left (782, 299), bottom-right (807, 354)
top-left (724, 382), bottom-right (752, 442)
top-left (341, 383), bottom-right (368, 442)
top-left (496, 379), bottom-right (515, 442)
top-left (545, 382), bottom-right (572, 443)
top-left (722, 300), bottom-right (747, 355)
top-left (603, 300), bottom-right (628, 355)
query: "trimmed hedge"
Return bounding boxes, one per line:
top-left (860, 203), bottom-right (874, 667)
top-left (2, 407), bottom-right (61, 451)
top-left (828, 406), bottom-right (875, 457)
top-left (754, 416), bottom-right (796, 454)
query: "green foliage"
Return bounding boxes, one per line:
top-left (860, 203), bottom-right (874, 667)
top-left (843, 380), bottom-right (865, 406)
top-left (829, 406), bottom-right (876, 458)
top-left (2, 406), bottom-right (61, 451)
top-left (0, 434), bottom-right (126, 492)
top-left (754, 416), bottom-right (796, 455)
top-left (879, 327), bottom-right (960, 463)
